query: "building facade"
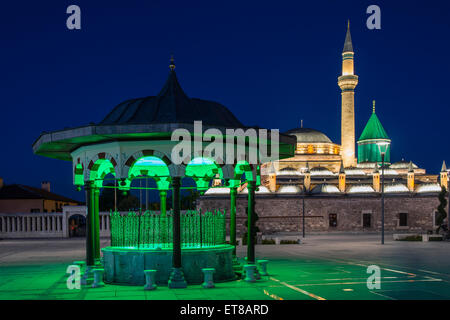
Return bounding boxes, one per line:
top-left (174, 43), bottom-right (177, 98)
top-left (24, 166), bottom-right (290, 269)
top-left (0, 179), bottom-right (82, 214)
top-left (199, 188), bottom-right (442, 234)
top-left (200, 23), bottom-right (447, 234)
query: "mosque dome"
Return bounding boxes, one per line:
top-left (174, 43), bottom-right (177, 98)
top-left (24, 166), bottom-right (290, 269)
top-left (100, 65), bottom-right (243, 128)
top-left (390, 160), bottom-right (418, 169)
top-left (284, 128), bottom-right (333, 144)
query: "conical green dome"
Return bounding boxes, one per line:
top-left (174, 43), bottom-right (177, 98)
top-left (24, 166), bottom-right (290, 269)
top-left (357, 103), bottom-right (391, 164)
top-left (358, 112), bottom-right (389, 141)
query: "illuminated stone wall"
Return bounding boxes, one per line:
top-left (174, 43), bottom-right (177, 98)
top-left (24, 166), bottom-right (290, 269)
top-left (198, 194), bottom-right (440, 234)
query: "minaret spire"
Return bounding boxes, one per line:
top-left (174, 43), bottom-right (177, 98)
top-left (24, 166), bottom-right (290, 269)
top-left (338, 21), bottom-right (359, 168)
top-left (343, 20), bottom-right (353, 53)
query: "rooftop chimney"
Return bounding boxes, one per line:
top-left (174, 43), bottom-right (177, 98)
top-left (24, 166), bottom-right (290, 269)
top-left (41, 181), bottom-right (50, 192)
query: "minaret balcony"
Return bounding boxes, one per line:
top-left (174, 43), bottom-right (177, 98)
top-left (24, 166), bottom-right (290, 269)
top-left (338, 75), bottom-right (358, 90)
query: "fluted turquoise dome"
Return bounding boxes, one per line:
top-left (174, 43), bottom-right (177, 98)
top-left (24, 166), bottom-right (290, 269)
top-left (357, 104), bottom-right (391, 164)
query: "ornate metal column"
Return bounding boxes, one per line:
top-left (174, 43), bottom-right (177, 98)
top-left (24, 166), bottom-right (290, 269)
top-left (85, 181), bottom-right (95, 267)
top-left (230, 187), bottom-right (237, 258)
top-left (93, 186), bottom-right (101, 264)
top-left (246, 181), bottom-right (256, 264)
top-left (160, 190), bottom-right (168, 244)
top-left (168, 177), bottom-right (187, 288)
top-left (160, 190), bottom-right (167, 217)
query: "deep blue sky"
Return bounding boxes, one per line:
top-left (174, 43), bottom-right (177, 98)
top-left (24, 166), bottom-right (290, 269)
top-left (1, 0), bottom-right (449, 201)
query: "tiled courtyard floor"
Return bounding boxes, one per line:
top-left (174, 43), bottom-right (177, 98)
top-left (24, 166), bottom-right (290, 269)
top-left (0, 234), bottom-right (449, 300)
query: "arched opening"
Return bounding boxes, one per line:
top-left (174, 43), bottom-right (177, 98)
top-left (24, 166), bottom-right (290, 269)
top-left (181, 176), bottom-right (199, 210)
top-left (89, 158), bottom-right (116, 188)
top-left (232, 160), bottom-right (254, 186)
top-left (124, 155), bottom-right (172, 212)
top-left (68, 214), bottom-right (86, 237)
top-left (185, 157), bottom-right (223, 190)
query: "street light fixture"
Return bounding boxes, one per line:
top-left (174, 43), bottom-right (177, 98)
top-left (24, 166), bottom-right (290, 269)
top-left (302, 181), bottom-right (306, 238)
top-left (376, 141), bottom-right (390, 245)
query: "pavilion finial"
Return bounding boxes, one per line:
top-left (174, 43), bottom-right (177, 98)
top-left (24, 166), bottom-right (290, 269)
top-left (372, 100), bottom-right (376, 113)
top-left (169, 54), bottom-right (175, 71)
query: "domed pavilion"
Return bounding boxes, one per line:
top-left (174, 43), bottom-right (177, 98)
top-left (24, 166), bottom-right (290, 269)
top-left (32, 59), bottom-right (296, 287)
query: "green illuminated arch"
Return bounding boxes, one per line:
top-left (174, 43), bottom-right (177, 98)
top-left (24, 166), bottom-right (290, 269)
top-left (89, 159), bottom-right (116, 188)
top-left (230, 160), bottom-right (254, 187)
top-left (126, 156), bottom-right (171, 191)
top-left (185, 157), bottom-right (223, 191)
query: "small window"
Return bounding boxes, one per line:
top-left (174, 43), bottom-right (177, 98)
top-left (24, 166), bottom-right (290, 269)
top-left (363, 213), bottom-right (371, 228)
top-left (30, 208), bottom-right (40, 213)
top-left (399, 212), bottom-right (408, 227)
top-left (329, 214), bottom-right (337, 228)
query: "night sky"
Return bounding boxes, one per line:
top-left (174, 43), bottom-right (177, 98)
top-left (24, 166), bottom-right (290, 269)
top-left (1, 1), bottom-right (449, 201)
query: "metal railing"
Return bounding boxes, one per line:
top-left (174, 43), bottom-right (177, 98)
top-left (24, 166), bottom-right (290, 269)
top-left (109, 209), bottom-right (226, 248)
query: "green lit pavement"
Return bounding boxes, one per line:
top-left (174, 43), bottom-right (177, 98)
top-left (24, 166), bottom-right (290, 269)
top-left (1, 235), bottom-right (449, 300)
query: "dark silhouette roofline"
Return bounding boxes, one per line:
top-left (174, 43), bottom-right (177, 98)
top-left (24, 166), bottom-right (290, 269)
top-left (0, 184), bottom-right (83, 204)
top-left (100, 69), bottom-right (244, 128)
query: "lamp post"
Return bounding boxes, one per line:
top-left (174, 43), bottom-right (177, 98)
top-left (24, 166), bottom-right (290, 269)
top-left (302, 181), bottom-right (306, 238)
top-left (376, 141), bottom-right (389, 245)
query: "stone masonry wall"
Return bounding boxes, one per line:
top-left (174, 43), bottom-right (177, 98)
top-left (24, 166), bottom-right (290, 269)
top-left (198, 195), bottom-right (440, 236)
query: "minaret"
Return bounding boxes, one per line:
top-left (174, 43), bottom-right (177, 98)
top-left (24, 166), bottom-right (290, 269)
top-left (407, 161), bottom-right (415, 192)
top-left (440, 161), bottom-right (448, 190)
top-left (338, 161), bottom-right (346, 192)
top-left (372, 165), bottom-right (380, 192)
top-left (338, 21), bottom-right (359, 168)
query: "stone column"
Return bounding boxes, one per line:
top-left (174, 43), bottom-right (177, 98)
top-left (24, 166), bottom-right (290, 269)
top-left (160, 190), bottom-right (167, 216)
top-left (93, 187), bottom-right (101, 264)
top-left (160, 190), bottom-right (167, 244)
top-left (168, 177), bottom-right (187, 288)
top-left (246, 181), bottom-right (256, 264)
top-left (85, 182), bottom-right (95, 267)
top-left (52, 216), bottom-right (56, 232)
top-left (105, 215), bottom-right (110, 231)
top-left (230, 187), bottom-right (237, 258)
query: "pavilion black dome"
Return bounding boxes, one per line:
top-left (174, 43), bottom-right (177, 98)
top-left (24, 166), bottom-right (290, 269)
top-left (100, 69), bottom-right (244, 128)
